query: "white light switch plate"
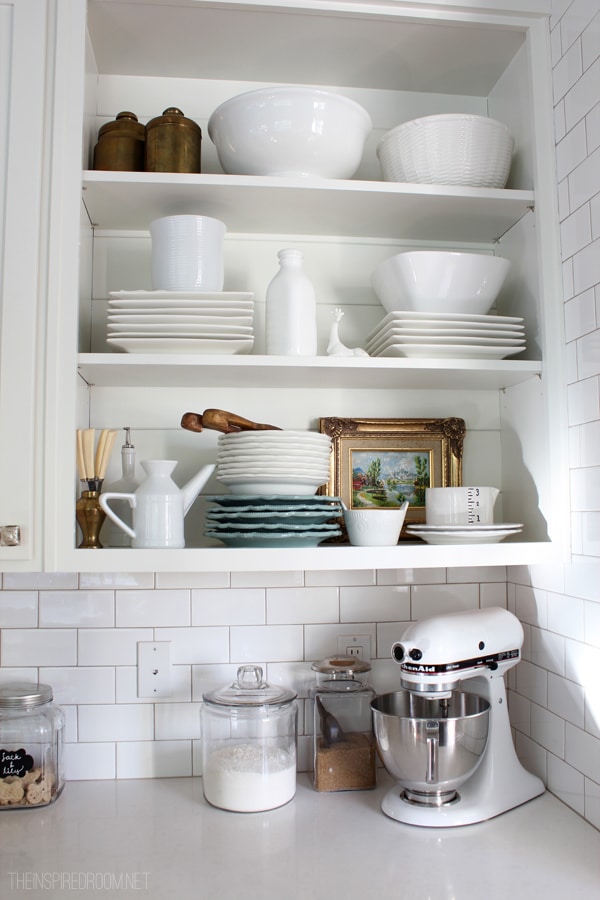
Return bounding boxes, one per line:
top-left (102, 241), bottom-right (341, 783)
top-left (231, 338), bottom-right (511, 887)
top-left (137, 641), bottom-right (172, 698)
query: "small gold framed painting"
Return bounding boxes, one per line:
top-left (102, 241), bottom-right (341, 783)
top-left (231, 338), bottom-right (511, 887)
top-left (319, 417), bottom-right (465, 537)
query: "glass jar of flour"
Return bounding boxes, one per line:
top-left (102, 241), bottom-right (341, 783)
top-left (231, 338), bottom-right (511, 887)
top-left (0, 682), bottom-right (65, 809)
top-left (310, 657), bottom-right (376, 792)
top-left (200, 666), bottom-right (297, 812)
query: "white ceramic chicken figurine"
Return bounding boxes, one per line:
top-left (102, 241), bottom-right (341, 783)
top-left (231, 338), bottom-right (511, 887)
top-left (326, 308), bottom-right (369, 357)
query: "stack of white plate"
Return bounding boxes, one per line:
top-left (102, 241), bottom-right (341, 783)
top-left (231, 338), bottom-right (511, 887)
top-left (406, 523), bottom-right (523, 544)
top-left (203, 494), bottom-right (343, 547)
top-left (365, 311), bottom-right (526, 359)
top-left (106, 291), bottom-right (255, 354)
top-left (216, 430), bottom-right (332, 495)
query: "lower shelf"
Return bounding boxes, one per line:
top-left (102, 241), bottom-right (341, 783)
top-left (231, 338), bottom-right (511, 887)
top-left (58, 540), bottom-right (559, 573)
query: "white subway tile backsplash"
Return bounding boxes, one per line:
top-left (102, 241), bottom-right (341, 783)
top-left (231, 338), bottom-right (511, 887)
top-left (115, 589), bottom-right (191, 627)
top-left (1, 628), bottom-right (76, 667)
top-left (266, 586), bottom-right (338, 625)
top-left (153, 626), bottom-right (229, 665)
top-left (547, 591), bottom-right (584, 640)
top-left (376, 622), bottom-right (410, 660)
top-left (480, 582), bottom-right (508, 608)
top-left (78, 704), bottom-right (154, 742)
top-left (157, 571), bottom-right (229, 589)
top-left (305, 569), bottom-right (376, 586)
top-left (580, 418), bottom-right (600, 465)
top-left (155, 702), bottom-right (201, 740)
top-left (515, 583), bottom-right (548, 628)
top-left (63, 741), bottom-right (116, 781)
top-left (230, 624), bottom-right (303, 663)
top-left (530, 626), bottom-right (565, 675)
top-left (39, 591), bottom-right (114, 628)
top-left (565, 57), bottom-right (600, 131)
top-left (515, 660), bottom-right (548, 707)
top-left (232, 570), bottom-right (304, 587)
top-left (584, 776), bottom-right (600, 830)
top-left (0, 667), bottom-right (39, 685)
top-left (116, 740), bottom-right (192, 778)
top-left (78, 627), bottom-right (153, 666)
top-left (411, 583), bottom-right (479, 619)
top-left (79, 572), bottom-right (154, 589)
top-left (192, 663), bottom-right (241, 701)
top-left (447, 566), bottom-right (506, 583)
top-left (376, 568), bottom-right (446, 584)
top-left (2, 572), bottom-right (78, 590)
top-left (192, 587), bottom-right (265, 626)
top-left (547, 753), bottom-right (585, 815)
top-left (566, 723), bottom-right (600, 782)
top-left (40, 666), bottom-right (115, 705)
top-left (0, 591), bottom-right (37, 627)
top-left (548, 671), bottom-right (585, 727)
top-left (340, 584), bottom-right (410, 623)
top-left (531, 703), bottom-right (566, 757)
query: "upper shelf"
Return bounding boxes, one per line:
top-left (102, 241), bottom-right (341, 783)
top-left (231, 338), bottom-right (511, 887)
top-left (82, 172), bottom-right (534, 241)
top-left (77, 353), bottom-right (543, 390)
top-left (87, 0), bottom-right (528, 94)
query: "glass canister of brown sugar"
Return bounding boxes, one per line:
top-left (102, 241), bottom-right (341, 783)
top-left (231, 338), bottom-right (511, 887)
top-left (93, 111), bottom-right (146, 171)
top-left (0, 683), bottom-right (65, 809)
top-left (310, 656), bottom-right (377, 792)
top-left (145, 107), bottom-right (202, 173)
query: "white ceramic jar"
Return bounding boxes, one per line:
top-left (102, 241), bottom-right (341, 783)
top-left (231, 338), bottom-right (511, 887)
top-left (265, 249), bottom-right (317, 355)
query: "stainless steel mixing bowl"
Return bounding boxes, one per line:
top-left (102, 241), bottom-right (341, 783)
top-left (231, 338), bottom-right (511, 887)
top-left (371, 690), bottom-right (490, 805)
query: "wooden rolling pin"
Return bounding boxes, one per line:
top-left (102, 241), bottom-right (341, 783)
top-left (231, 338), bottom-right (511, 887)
top-left (181, 408), bottom-right (281, 434)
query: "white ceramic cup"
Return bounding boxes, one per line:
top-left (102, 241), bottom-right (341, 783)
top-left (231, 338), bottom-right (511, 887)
top-left (150, 214), bottom-right (226, 292)
top-left (425, 487), bottom-right (499, 526)
top-left (343, 502), bottom-right (408, 546)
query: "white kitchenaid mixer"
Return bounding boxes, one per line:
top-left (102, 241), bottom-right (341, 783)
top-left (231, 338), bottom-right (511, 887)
top-left (371, 607), bottom-right (544, 827)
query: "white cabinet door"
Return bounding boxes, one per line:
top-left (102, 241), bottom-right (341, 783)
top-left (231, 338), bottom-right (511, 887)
top-left (0, 0), bottom-right (48, 568)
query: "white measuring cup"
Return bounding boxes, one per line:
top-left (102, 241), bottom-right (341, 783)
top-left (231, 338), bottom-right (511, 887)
top-left (425, 487), bottom-right (499, 526)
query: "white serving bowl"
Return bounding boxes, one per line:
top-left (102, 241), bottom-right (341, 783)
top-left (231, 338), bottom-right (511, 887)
top-left (371, 251), bottom-right (511, 315)
top-left (377, 113), bottom-right (513, 188)
top-left (208, 87), bottom-right (372, 179)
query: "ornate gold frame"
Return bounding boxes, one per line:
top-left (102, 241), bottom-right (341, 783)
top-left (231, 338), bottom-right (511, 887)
top-left (319, 417), bottom-right (465, 538)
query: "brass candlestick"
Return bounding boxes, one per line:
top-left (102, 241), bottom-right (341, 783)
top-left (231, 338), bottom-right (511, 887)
top-left (76, 481), bottom-right (106, 549)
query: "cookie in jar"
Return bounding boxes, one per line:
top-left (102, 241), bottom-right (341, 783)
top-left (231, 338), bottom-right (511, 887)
top-left (0, 683), bottom-right (65, 809)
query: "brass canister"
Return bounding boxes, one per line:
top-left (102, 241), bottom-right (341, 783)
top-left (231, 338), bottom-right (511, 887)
top-left (93, 111), bottom-right (145, 171)
top-left (145, 107), bottom-right (202, 173)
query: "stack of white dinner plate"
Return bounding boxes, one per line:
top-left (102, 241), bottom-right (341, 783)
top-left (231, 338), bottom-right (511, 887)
top-left (215, 430), bottom-right (332, 495)
top-left (365, 311), bottom-right (526, 359)
top-left (405, 523), bottom-right (524, 544)
top-left (106, 291), bottom-right (255, 354)
top-left (203, 494), bottom-right (343, 547)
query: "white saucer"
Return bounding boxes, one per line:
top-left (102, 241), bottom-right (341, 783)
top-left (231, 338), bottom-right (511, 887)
top-left (411, 523), bottom-right (523, 532)
top-left (406, 527), bottom-right (523, 544)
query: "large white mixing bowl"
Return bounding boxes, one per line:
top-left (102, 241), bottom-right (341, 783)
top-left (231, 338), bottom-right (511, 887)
top-left (208, 87), bottom-right (372, 179)
top-left (371, 250), bottom-right (511, 315)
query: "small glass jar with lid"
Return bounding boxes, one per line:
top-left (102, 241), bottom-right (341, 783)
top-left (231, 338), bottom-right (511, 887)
top-left (0, 683), bottom-right (65, 809)
top-left (200, 665), bottom-right (298, 812)
top-left (310, 656), bottom-right (376, 792)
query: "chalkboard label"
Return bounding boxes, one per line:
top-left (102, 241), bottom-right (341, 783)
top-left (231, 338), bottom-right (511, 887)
top-left (0, 748), bottom-right (34, 778)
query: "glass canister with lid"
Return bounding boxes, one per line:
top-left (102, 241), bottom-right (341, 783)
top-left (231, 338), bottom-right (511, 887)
top-left (200, 665), bottom-right (298, 812)
top-left (0, 683), bottom-right (65, 809)
top-left (310, 656), bottom-right (377, 792)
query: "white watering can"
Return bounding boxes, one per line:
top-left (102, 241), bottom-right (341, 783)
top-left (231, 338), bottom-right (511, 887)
top-left (99, 460), bottom-right (216, 548)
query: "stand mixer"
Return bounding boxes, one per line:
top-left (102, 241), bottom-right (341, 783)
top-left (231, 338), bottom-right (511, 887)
top-left (371, 607), bottom-right (544, 827)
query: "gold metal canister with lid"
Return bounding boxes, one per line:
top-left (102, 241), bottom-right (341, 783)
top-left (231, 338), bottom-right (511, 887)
top-left (93, 111), bottom-right (145, 171)
top-left (145, 107), bottom-right (202, 173)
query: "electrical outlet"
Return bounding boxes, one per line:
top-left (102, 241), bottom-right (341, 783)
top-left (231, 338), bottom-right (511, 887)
top-left (337, 634), bottom-right (371, 663)
top-left (137, 641), bottom-right (172, 698)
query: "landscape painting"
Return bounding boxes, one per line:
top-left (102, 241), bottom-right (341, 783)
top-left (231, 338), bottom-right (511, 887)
top-left (351, 449), bottom-right (430, 509)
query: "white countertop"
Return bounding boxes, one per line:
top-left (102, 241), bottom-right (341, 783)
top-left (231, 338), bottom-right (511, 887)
top-left (1, 775), bottom-right (599, 899)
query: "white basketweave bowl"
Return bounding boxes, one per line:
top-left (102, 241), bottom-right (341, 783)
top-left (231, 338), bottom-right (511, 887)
top-left (377, 114), bottom-right (513, 188)
top-left (208, 86), bottom-right (372, 179)
top-left (371, 250), bottom-right (511, 315)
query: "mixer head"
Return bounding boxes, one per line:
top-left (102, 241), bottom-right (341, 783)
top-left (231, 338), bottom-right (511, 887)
top-left (391, 607), bottom-right (523, 697)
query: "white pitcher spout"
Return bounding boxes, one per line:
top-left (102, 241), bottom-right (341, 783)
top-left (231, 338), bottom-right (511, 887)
top-left (182, 464), bottom-right (216, 515)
